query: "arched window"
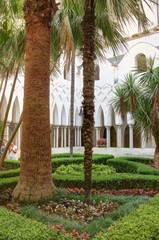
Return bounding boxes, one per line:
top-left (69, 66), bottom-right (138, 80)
top-left (136, 54), bottom-right (147, 72)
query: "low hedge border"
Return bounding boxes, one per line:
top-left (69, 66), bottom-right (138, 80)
top-left (4, 159), bottom-right (20, 170)
top-left (0, 206), bottom-right (74, 240)
top-left (53, 173), bottom-right (159, 190)
top-left (95, 195), bottom-right (159, 240)
top-left (1, 173), bottom-right (159, 192)
top-left (114, 156), bottom-right (153, 164)
top-left (51, 154), bottom-right (114, 172)
top-left (107, 158), bottom-right (159, 175)
top-left (0, 168), bottom-right (20, 179)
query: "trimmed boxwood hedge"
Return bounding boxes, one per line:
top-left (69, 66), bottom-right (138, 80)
top-left (2, 172), bottom-right (159, 192)
top-left (0, 206), bottom-right (74, 240)
top-left (0, 168), bottom-right (20, 178)
top-left (95, 195), bottom-right (159, 240)
top-left (107, 158), bottom-right (159, 175)
top-left (114, 156), bottom-right (154, 164)
top-left (51, 154), bottom-right (114, 172)
top-left (53, 173), bottom-right (159, 190)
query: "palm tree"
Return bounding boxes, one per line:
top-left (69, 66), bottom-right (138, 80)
top-left (13, 0), bottom-right (59, 201)
top-left (81, 0), bottom-right (149, 203)
top-left (112, 59), bottom-right (159, 167)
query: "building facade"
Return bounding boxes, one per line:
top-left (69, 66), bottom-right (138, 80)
top-left (1, 1), bottom-right (159, 151)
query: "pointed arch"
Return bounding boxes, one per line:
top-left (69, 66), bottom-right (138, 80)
top-left (61, 105), bottom-right (67, 125)
top-left (95, 106), bottom-right (104, 127)
top-left (53, 104), bottom-right (59, 125)
top-left (12, 97), bottom-right (20, 123)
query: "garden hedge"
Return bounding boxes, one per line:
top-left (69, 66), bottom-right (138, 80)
top-left (0, 206), bottom-right (74, 240)
top-left (95, 195), bottom-right (159, 240)
top-left (107, 158), bottom-right (159, 175)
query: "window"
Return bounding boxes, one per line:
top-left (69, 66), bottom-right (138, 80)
top-left (136, 54), bottom-right (147, 72)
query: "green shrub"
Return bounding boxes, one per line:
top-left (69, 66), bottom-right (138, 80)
top-left (0, 206), bottom-right (74, 240)
top-left (107, 158), bottom-right (159, 175)
top-left (4, 159), bottom-right (20, 170)
top-left (51, 154), bottom-right (114, 172)
top-left (116, 156), bottom-right (153, 164)
top-left (55, 164), bottom-right (116, 176)
top-left (95, 195), bottom-right (159, 240)
top-left (53, 173), bottom-right (159, 190)
top-left (0, 168), bottom-right (20, 178)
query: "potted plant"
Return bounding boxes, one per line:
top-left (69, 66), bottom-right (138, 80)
top-left (97, 138), bottom-right (107, 147)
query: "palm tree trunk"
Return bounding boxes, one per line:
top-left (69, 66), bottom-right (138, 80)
top-left (0, 113), bottom-right (23, 170)
top-left (82, 0), bottom-right (96, 204)
top-left (0, 68), bottom-right (19, 149)
top-left (0, 77), bottom-right (4, 96)
top-left (151, 125), bottom-right (159, 168)
top-left (13, 0), bottom-right (58, 202)
top-left (0, 72), bottom-right (9, 113)
top-left (70, 57), bottom-right (75, 157)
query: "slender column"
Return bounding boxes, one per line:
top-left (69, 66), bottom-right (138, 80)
top-left (141, 129), bottom-right (146, 148)
top-left (129, 124), bottom-right (134, 148)
top-left (61, 127), bottom-right (64, 147)
top-left (68, 127), bottom-right (70, 147)
top-left (53, 128), bottom-right (56, 148)
top-left (64, 127), bottom-right (67, 147)
top-left (117, 125), bottom-right (122, 148)
top-left (106, 126), bottom-right (111, 147)
top-left (56, 127), bottom-right (59, 148)
top-left (5, 122), bottom-right (10, 141)
top-left (75, 127), bottom-right (77, 146)
top-left (95, 127), bottom-right (100, 147)
top-left (50, 126), bottom-right (53, 147)
top-left (79, 127), bottom-right (82, 146)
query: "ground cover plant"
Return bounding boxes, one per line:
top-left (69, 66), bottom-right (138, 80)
top-left (1, 154), bottom-right (159, 239)
top-left (0, 187), bottom-right (153, 239)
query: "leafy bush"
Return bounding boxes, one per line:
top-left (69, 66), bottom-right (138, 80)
top-left (95, 195), bottom-right (159, 240)
top-left (51, 154), bottom-right (114, 172)
top-left (107, 158), bottom-right (159, 175)
top-left (0, 206), bottom-right (74, 240)
top-left (0, 168), bottom-right (20, 178)
top-left (55, 164), bottom-right (116, 176)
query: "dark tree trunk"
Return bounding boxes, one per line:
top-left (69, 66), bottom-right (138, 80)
top-left (82, 0), bottom-right (96, 204)
top-left (70, 57), bottom-right (75, 157)
top-left (13, 0), bottom-right (58, 201)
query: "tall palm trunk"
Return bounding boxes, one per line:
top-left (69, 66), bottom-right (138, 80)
top-left (0, 113), bottom-right (23, 170)
top-left (0, 77), bottom-right (5, 97)
top-left (70, 57), bottom-right (75, 157)
top-left (0, 72), bottom-right (9, 113)
top-left (13, 0), bottom-right (58, 201)
top-left (0, 68), bottom-right (19, 149)
top-left (82, 0), bottom-right (95, 204)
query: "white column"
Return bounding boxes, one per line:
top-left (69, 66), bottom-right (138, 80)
top-left (75, 127), bottom-right (77, 146)
top-left (68, 127), bottom-right (70, 147)
top-left (95, 127), bottom-right (100, 147)
top-left (106, 126), bottom-right (111, 147)
top-left (61, 127), bottom-right (64, 147)
top-left (117, 125), bottom-right (122, 148)
top-left (53, 128), bottom-right (56, 148)
top-left (5, 123), bottom-right (10, 141)
top-left (141, 129), bottom-right (146, 148)
top-left (56, 127), bottom-right (59, 148)
top-left (79, 127), bottom-right (82, 146)
top-left (129, 124), bottom-right (134, 148)
top-left (64, 127), bottom-right (67, 147)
